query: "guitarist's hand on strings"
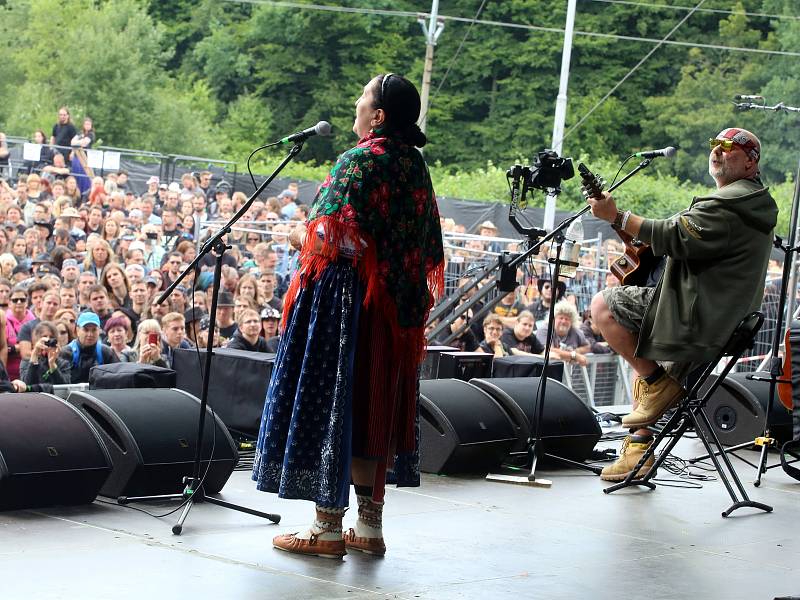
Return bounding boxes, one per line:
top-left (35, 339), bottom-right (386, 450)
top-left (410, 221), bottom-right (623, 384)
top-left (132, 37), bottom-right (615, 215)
top-left (583, 188), bottom-right (644, 238)
top-left (583, 188), bottom-right (617, 222)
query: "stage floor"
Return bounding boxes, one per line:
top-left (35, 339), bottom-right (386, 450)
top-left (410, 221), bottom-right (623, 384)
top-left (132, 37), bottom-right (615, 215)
top-left (1, 438), bottom-right (798, 600)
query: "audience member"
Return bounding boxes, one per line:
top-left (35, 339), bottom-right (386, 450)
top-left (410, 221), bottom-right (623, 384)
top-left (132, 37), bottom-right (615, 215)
top-left (59, 311), bottom-right (118, 383)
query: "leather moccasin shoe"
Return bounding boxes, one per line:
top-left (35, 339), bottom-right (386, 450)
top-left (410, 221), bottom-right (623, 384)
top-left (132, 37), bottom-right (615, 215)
top-left (344, 528), bottom-right (386, 556)
top-left (273, 532), bottom-right (346, 559)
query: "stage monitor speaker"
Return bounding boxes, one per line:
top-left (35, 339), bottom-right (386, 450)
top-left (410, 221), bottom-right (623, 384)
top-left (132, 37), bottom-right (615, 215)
top-left (469, 377), bottom-right (602, 462)
top-left (420, 346), bottom-right (458, 380)
top-left (491, 356), bottom-right (564, 381)
top-left (436, 351), bottom-right (494, 381)
top-left (67, 388), bottom-right (238, 498)
top-left (699, 371), bottom-right (793, 446)
top-left (173, 347), bottom-right (275, 436)
top-left (419, 379), bottom-right (516, 474)
top-left (0, 393), bottom-right (112, 511)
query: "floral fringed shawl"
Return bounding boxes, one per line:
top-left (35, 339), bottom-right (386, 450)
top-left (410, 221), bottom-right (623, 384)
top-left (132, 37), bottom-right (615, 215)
top-left (283, 130), bottom-right (445, 369)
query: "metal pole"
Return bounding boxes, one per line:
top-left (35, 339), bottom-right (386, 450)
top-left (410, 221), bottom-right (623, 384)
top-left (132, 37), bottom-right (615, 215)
top-left (544, 0), bottom-right (577, 230)
top-left (783, 155), bottom-right (800, 324)
top-left (418, 1), bottom-right (444, 137)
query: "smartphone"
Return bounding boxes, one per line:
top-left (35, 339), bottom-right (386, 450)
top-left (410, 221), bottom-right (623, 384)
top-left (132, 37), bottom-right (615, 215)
top-left (148, 332), bottom-right (160, 346)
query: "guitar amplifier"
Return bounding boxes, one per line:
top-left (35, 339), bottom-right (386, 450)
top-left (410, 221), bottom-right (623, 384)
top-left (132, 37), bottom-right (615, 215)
top-left (788, 321), bottom-right (800, 441)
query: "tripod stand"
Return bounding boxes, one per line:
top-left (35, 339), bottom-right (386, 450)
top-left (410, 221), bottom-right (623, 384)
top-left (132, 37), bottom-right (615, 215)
top-left (488, 157), bottom-right (657, 486)
top-left (118, 141), bottom-right (310, 533)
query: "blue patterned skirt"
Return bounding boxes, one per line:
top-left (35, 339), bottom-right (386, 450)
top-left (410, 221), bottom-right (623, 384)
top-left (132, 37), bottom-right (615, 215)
top-left (252, 261), bottom-right (420, 508)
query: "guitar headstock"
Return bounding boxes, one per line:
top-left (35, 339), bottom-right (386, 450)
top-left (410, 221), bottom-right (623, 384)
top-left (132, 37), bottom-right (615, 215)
top-left (578, 163), bottom-right (605, 201)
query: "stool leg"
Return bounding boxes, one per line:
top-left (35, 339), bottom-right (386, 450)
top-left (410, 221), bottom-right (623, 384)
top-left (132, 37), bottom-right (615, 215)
top-left (692, 408), bottom-right (772, 517)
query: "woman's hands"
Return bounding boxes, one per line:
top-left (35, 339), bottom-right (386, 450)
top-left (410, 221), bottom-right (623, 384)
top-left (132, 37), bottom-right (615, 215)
top-left (139, 342), bottom-right (161, 364)
top-left (32, 337), bottom-right (59, 369)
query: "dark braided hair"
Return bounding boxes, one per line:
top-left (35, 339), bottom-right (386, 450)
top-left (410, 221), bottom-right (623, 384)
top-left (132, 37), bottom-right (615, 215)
top-left (372, 73), bottom-right (427, 148)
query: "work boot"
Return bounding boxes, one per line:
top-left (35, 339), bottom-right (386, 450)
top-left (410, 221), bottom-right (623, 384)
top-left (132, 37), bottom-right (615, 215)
top-left (622, 374), bottom-right (684, 429)
top-left (600, 435), bottom-right (655, 482)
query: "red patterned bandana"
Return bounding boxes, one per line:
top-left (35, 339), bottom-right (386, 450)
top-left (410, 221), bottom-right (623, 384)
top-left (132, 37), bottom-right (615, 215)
top-left (717, 128), bottom-right (760, 161)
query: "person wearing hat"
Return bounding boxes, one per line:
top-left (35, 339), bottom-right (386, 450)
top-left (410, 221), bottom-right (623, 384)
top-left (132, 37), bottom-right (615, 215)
top-left (215, 290), bottom-right (238, 339)
top-left (146, 176), bottom-right (160, 197)
top-left (527, 277), bottom-right (567, 325)
top-left (58, 311), bottom-right (118, 383)
top-left (226, 308), bottom-right (269, 353)
top-left (259, 306), bottom-right (281, 351)
top-left (478, 220), bottom-right (503, 253)
top-left (183, 306), bottom-right (207, 347)
top-left (585, 127), bottom-right (777, 482)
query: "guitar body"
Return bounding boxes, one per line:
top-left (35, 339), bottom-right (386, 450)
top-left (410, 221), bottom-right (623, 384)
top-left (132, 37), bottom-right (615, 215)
top-left (779, 327), bottom-right (794, 411)
top-left (578, 163), bottom-right (660, 286)
top-left (609, 229), bottom-right (660, 287)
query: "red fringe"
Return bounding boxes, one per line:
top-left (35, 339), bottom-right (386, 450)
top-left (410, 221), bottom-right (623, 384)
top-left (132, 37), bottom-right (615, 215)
top-left (282, 215), bottom-right (445, 370)
top-left (280, 214), bottom-right (445, 463)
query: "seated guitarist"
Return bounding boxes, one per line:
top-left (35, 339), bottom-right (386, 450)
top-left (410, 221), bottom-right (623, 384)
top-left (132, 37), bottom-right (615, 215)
top-left (585, 128), bottom-right (778, 481)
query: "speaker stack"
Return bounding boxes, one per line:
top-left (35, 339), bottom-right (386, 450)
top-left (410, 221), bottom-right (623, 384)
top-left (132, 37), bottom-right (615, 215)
top-left (699, 371), bottom-right (793, 446)
top-left (67, 388), bottom-right (238, 498)
top-left (0, 389), bottom-right (238, 511)
top-left (419, 377), bottom-right (601, 474)
top-left (0, 393), bottom-right (112, 510)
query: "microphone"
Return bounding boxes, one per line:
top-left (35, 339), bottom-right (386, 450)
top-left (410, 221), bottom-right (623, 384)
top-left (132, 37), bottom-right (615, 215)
top-left (279, 121), bottom-right (332, 144)
top-left (734, 94), bottom-right (764, 101)
top-left (634, 146), bottom-right (677, 159)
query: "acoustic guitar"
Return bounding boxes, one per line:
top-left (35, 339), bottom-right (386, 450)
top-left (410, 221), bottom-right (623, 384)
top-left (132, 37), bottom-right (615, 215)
top-left (778, 327), bottom-right (794, 410)
top-left (578, 163), bottom-right (660, 287)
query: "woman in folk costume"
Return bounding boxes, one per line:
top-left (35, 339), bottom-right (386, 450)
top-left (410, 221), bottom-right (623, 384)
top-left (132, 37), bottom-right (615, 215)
top-left (253, 73), bottom-right (445, 559)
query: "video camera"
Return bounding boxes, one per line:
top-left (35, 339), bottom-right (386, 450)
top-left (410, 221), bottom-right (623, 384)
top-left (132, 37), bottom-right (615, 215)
top-left (508, 150), bottom-right (574, 206)
top-left (506, 150), bottom-right (574, 238)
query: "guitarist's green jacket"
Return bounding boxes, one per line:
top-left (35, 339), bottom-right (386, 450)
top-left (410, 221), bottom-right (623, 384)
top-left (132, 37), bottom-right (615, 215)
top-left (635, 177), bottom-right (778, 363)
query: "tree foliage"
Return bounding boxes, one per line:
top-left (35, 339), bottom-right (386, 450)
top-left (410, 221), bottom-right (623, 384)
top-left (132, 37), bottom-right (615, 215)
top-left (1, 0), bottom-right (798, 230)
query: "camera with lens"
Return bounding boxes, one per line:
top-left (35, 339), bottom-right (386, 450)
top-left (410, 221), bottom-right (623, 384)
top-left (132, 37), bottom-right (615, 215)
top-left (146, 232), bottom-right (158, 240)
top-left (507, 149), bottom-right (574, 238)
top-left (44, 338), bottom-right (58, 348)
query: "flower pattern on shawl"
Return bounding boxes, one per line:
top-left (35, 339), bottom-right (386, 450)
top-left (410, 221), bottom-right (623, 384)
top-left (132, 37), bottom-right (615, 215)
top-left (306, 130), bottom-right (444, 329)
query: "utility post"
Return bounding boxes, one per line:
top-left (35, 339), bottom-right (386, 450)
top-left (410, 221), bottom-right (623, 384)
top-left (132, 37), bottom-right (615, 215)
top-left (544, 0), bottom-right (577, 230)
top-left (418, 0), bottom-right (445, 137)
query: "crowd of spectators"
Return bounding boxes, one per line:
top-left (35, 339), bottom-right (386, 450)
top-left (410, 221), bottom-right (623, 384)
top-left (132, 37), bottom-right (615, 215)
top-left (0, 109), bottom-right (307, 392)
top-left (0, 107), bottom-right (784, 392)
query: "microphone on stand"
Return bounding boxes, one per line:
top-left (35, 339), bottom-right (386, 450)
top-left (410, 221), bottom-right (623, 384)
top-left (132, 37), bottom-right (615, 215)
top-left (634, 146), bottom-right (677, 159)
top-left (279, 121), bottom-right (332, 144)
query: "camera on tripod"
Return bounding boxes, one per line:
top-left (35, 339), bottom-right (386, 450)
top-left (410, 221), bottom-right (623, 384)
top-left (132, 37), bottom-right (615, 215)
top-left (507, 150), bottom-right (575, 239)
top-left (508, 150), bottom-right (575, 205)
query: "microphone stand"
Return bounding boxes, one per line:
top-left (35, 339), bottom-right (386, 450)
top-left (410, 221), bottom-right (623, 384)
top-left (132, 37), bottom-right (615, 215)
top-left (489, 158), bottom-right (655, 486)
top-left (118, 141), bottom-right (308, 533)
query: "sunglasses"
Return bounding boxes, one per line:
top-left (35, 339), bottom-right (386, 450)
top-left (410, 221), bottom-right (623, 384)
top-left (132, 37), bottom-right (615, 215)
top-left (10, 297), bottom-right (27, 304)
top-left (708, 138), bottom-right (739, 152)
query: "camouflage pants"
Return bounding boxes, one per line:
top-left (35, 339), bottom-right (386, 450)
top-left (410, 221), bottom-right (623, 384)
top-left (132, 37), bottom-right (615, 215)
top-left (602, 285), bottom-right (693, 382)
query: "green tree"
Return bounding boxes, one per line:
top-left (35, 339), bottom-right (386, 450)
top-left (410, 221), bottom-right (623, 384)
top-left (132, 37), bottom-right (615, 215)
top-left (1, 0), bottom-right (220, 156)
